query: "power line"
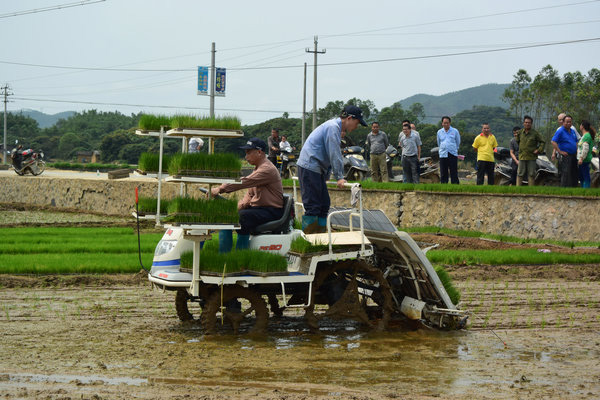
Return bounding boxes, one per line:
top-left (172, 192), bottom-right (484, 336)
top-left (320, 0), bottom-right (600, 39)
top-left (0, 0), bottom-right (105, 19)
top-left (12, 96), bottom-right (301, 114)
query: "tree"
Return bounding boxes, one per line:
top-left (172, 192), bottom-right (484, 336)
top-left (58, 132), bottom-right (85, 160)
top-left (502, 69), bottom-right (532, 123)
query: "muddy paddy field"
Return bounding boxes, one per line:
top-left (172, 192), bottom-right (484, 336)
top-left (1, 209), bottom-right (599, 399)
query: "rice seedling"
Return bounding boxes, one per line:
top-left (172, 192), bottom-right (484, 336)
top-left (179, 245), bottom-right (287, 274)
top-left (138, 114), bottom-right (172, 131)
top-left (426, 249), bottom-right (600, 265)
top-left (137, 152), bottom-right (173, 173)
top-left (170, 114), bottom-right (241, 130)
top-left (168, 152), bottom-right (242, 178)
top-left (289, 236), bottom-right (329, 254)
top-left (137, 196), bottom-right (170, 215)
top-left (163, 196), bottom-right (239, 224)
top-left (433, 264), bottom-right (461, 305)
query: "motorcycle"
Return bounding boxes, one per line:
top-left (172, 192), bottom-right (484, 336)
top-left (493, 146), bottom-right (559, 186)
top-left (342, 145), bottom-right (369, 181)
top-left (11, 142), bottom-right (46, 176)
top-left (277, 146), bottom-right (297, 179)
top-left (385, 144), bottom-right (400, 181)
top-left (418, 147), bottom-right (441, 183)
top-left (591, 147), bottom-right (599, 188)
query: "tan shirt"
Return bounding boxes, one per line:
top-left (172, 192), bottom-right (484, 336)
top-left (219, 158), bottom-right (283, 209)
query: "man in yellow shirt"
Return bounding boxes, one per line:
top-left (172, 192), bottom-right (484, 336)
top-left (472, 123), bottom-right (498, 185)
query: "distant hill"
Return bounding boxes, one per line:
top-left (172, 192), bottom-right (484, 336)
top-left (15, 109), bottom-right (76, 128)
top-left (398, 83), bottom-right (510, 123)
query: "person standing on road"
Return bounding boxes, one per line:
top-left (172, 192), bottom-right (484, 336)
top-left (365, 122), bottom-right (389, 182)
top-left (516, 115), bottom-right (545, 186)
top-left (551, 115), bottom-right (579, 187)
top-left (509, 126), bottom-right (520, 185)
top-left (577, 120), bottom-right (596, 188)
top-left (398, 123), bottom-right (422, 183)
top-left (267, 128), bottom-right (281, 167)
top-left (437, 116), bottom-right (461, 184)
top-left (297, 105), bottom-right (367, 233)
top-left (472, 123), bottom-right (498, 185)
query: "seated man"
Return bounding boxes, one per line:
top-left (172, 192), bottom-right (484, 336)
top-left (211, 137), bottom-right (284, 251)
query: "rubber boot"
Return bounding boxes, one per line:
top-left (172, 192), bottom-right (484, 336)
top-left (219, 230), bottom-right (233, 253)
top-left (302, 215), bottom-right (319, 234)
top-left (516, 176), bottom-right (523, 187)
top-left (235, 234), bottom-right (250, 250)
top-left (316, 217), bottom-right (328, 234)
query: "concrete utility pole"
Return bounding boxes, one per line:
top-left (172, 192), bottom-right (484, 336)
top-left (2, 84), bottom-right (11, 165)
top-left (306, 36), bottom-right (325, 131)
top-left (210, 42), bottom-right (216, 118)
top-left (302, 62), bottom-right (307, 144)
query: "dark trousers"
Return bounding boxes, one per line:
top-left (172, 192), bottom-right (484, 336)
top-left (560, 153), bottom-right (578, 187)
top-left (476, 160), bottom-right (495, 185)
top-left (298, 166), bottom-right (329, 218)
top-left (439, 153), bottom-right (459, 184)
top-left (239, 206), bottom-right (283, 235)
top-left (402, 155), bottom-right (419, 183)
top-left (510, 160), bottom-right (518, 185)
top-left (579, 162), bottom-right (591, 188)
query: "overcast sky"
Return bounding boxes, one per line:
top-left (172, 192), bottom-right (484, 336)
top-left (1, 0), bottom-right (599, 125)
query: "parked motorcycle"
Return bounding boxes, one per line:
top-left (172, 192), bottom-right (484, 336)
top-left (277, 146), bottom-right (297, 179)
top-left (11, 142), bottom-right (46, 176)
top-left (493, 146), bottom-right (559, 186)
top-left (342, 145), bottom-right (369, 181)
top-left (418, 147), bottom-right (441, 183)
top-left (385, 144), bottom-right (400, 181)
top-left (591, 147), bottom-right (599, 188)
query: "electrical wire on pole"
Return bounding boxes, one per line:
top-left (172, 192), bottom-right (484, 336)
top-left (306, 36), bottom-right (325, 131)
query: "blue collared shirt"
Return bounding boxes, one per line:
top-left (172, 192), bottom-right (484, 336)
top-left (437, 126), bottom-right (461, 157)
top-left (551, 126), bottom-right (578, 154)
top-left (297, 118), bottom-right (345, 180)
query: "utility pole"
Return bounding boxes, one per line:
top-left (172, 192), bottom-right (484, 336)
top-left (210, 42), bottom-right (216, 118)
top-left (302, 63), bottom-right (307, 144)
top-left (2, 84), bottom-right (11, 165)
top-left (306, 36), bottom-right (325, 131)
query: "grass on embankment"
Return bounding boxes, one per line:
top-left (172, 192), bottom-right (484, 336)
top-left (0, 227), bottom-right (162, 274)
top-left (404, 226), bottom-right (600, 249)
top-left (427, 249), bottom-right (600, 266)
top-left (282, 179), bottom-right (600, 197)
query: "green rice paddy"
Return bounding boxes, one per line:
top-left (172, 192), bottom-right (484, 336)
top-left (0, 227), bottom-right (162, 274)
top-left (427, 248), bottom-right (600, 265)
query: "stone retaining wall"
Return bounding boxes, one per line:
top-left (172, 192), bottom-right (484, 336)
top-left (1, 175), bottom-right (598, 242)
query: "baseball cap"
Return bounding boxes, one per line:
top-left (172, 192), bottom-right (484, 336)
top-left (342, 105), bottom-right (367, 127)
top-left (239, 137), bottom-right (267, 152)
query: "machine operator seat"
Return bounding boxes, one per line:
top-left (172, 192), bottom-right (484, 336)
top-left (252, 194), bottom-right (294, 235)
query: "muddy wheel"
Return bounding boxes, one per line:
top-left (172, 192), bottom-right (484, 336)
top-left (305, 260), bottom-right (393, 332)
top-left (175, 286), bottom-right (209, 322)
top-left (267, 293), bottom-right (284, 317)
top-left (202, 286), bottom-right (268, 334)
top-left (32, 161), bottom-right (45, 176)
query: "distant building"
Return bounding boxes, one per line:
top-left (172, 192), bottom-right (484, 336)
top-left (76, 150), bottom-right (101, 163)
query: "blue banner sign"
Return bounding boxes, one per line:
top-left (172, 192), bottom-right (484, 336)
top-left (215, 67), bottom-right (226, 96)
top-left (197, 66), bottom-right (208, 95)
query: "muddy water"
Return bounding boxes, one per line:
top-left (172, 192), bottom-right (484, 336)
top-left (1, 275), bottom-right (599, 399)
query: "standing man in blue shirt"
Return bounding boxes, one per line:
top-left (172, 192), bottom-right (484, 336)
top-left (437, 116), bottom-right (461, 184)
top-left (297, 105), bottom-right (367, 233)
top-left (551, 114), bottom-right (579, 187)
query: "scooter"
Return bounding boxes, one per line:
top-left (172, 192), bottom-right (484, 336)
top-left (342, 145), bottom-right (369, 181)
top-left (590, 147), bottom-right (599, 188)
top-left (418, 147), bottom-right (441, 183)
top-left (385, 145), bottom-right (400, 181)
top-left (11, 142), bottom-right (46, 176)
top-left (493, 146), bottom-right (559, 186)
top-left (277, 146), bottom-right (297, 179)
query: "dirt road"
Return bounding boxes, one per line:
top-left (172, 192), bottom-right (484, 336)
top-left (1, 266), bottom-right (599, 400)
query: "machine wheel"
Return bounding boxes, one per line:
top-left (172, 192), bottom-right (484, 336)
top-left (267, 293), bottom-right (284, 317)
top-left (202, 286), bottom-right (268, 334)
top-left (14, 168), bottom-right (24, 176)
top-left (304, 260), bottom-right (393, 332)
top-left (175, 287), bottom-right (208, 322)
